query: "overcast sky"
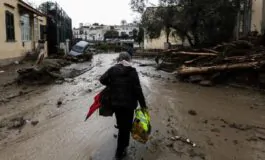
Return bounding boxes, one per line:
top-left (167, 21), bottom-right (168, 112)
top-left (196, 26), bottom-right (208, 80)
top-left (32, 0), bottom-right (158, 28)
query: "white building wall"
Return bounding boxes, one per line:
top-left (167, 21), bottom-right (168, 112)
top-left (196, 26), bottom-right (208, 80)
top-left (144, 30), bottom-right (189, 50)
top-left (73, 24), bottom-right (138, 41)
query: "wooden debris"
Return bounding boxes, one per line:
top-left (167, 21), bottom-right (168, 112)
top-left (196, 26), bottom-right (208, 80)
top-left (201, 48), bottom-right (219, 54)
top-left (177, 61), bottom-right (265, 76)
top-left (172, 51), bottom-right (217, 56)
top-left (152, 35), bottom-right (265, 88)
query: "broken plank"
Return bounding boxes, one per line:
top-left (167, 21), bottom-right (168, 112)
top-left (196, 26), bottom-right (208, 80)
top-left (172, 51), bottom-right (217, 56)
top-left (184, 56), bottom-right (207, 64)
top-left (201, 48), bottom-right (219, 54)
top-left (177, 61), bottom-right (265, 75)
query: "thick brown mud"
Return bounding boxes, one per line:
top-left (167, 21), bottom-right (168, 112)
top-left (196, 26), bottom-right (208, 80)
top-left (0, 54), bottom-right (265, 160)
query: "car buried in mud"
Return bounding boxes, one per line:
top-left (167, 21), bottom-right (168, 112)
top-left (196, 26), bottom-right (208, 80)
top-left (69, 41), bottom-right (95, 60)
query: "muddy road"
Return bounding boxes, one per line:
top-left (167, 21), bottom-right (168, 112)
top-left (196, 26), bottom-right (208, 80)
top-left (0, 54), bottom-right (265, 160)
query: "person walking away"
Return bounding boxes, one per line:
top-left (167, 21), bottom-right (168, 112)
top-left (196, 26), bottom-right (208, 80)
top-left (100, 53), bottom-right (147, 159)
top-left (126, 45), bottom-right (134, 57)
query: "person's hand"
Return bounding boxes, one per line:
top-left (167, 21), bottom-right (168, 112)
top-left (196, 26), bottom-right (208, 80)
top-left (141, 106), bottom-right (148, 112)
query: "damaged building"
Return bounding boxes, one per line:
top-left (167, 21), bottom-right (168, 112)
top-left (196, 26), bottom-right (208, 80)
top-left (0, 0), bottom-right (47, 66)
top-left (38, 1), bottom-right (72, 56)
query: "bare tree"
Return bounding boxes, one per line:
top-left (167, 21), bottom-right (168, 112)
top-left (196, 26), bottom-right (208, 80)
top-left (121, 20), bottom-right (127, 26)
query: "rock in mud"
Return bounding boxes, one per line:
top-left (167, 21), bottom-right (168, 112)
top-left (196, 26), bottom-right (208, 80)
top-left (207, 139), bottom-right (214, 146)
top-left (0, 132), bottom-right (8, 141)
top-left (64, 78), bottom-right (74, 83)
top-left (14, 61), bottom-right (20, 65)
top-left (211, 128), bottom-right (221, 133)
top-left (31, 120), bottom-right (39, 126)
top-left (199, 80), bottom-right (213, 87)
top-left (247, 137), bottom-right (259, 142)
top-left (172, 80), bottom-right (177, 83)
top-left (17, 59), bottom-right (70, 85)
top-left (229, 123), bottom-right (251, 131)
top-left (57, 98), bottom-right (64, 107)
top-left (0, 122), bottom-right (5, 128)
top-left (166, 142), bottom-right (174, 148)
top-left (233, 140), bottom-right (239, 145)
top-left (203, 120), bottom-right (208, 124)
top-left (188, 149), bottom-right (206, 160)
top-left (8, 117), bottom-right (26, 129)
top-left (188, 110), bottom-right (197, 116)
top-left (55, 80), bottom-right (64, 84)
top-left (189, 75), bottom-right (204, 83)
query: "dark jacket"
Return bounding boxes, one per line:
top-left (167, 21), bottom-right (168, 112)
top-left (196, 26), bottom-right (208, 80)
top-left (127, 47), bottom-right (133, 57)
top-left (99, 64), bottom-right (146, 110)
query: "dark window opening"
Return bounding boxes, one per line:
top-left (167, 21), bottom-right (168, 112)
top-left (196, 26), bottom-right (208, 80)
top-left (40, 25), bottom-right (46, 40)
top-left (5, 11), bottom-right (15, 41)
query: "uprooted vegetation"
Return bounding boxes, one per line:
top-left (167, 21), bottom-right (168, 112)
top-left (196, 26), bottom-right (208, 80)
top-left (156, 35), bottom-right (265, 88)
top-left (17, 54), bottom-right (93, 85)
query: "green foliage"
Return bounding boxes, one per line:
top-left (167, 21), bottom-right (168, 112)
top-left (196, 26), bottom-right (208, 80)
top-left (121, 32), bottom-right (130, 39)
top-left (132, 29), bottom-right (138, 40)
top-left (121, 20), bottom-right (127, 25)
top-left (104, 30), bottom-right (119, 40)
top-left (38, 1), bottom-right (56, 14)
top-left (132, 0), bottom-right (248, 47)
top-left (130, 0), bottom-right (148, 13)
top-left (136, 27), bottom-right (144, 44)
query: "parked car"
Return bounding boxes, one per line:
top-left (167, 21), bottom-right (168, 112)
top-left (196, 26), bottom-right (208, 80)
top-left (69, 41), bottom-right (95, 57)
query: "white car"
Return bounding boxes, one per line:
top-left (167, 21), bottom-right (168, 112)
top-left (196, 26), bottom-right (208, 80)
top-left (69, 41), bottom-right (94, 56)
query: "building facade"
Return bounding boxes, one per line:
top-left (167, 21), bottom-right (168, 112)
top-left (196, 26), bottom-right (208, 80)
top-left (144, 30), bottom-right (188, 50)
top-left (73, 23), bottom-right (138, 42)
top-left (39, 1), bottom-right (72, 55)
top-left (114, 24), bottom-right (138, 37)
top-left (0, 0), bottom-right (47, 66)
top-left (251, 0), bottom-right (265, 33)
top-left (143, 7), bottom-right (186, 50)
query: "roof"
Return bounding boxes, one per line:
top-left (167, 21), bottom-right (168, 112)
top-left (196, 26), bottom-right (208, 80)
top-left (76, 41), bottom-right (89, 47)
top-left (18, 0), bottom-right (45, 16)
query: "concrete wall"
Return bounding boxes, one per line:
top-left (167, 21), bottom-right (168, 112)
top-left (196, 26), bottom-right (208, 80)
top-left (144, 30), bottom-right (189, 50)
top-left (251, 0), bottom-right (264, 33)
top-left (0, 0), bottom-right (47, 66)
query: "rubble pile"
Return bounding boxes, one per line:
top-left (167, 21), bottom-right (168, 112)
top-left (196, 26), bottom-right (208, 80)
top-left (16, 52), bottom-right (93, 85)
top-left (157, 35), bottom-right (265, 88)
top-left (17, 59), bottom-right (71, 85)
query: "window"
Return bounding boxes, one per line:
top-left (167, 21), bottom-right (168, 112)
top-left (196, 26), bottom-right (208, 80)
top-left (40, 25), bottom-right (46, 40)
top-left (5, 11), bottom-right (15, 41)
top-left (34, 18), bottom-right (39, 41)
top-left (21, 14), bottom-right (31, 41)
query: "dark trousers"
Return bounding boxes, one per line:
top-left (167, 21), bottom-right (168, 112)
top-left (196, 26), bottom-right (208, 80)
top-left (114, 108), bottom-right (134, 153)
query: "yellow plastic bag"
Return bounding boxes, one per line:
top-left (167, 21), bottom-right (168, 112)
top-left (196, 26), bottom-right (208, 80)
top-left (131, 109), bottom-right (151, 144)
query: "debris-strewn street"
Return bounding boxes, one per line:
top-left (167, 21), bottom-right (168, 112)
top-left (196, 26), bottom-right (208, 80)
top-left (0, 54), bottom-right (265, 160)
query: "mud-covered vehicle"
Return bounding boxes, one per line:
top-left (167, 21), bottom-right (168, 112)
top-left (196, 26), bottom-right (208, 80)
top-left (69, 41), bottom-right (95, 60)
